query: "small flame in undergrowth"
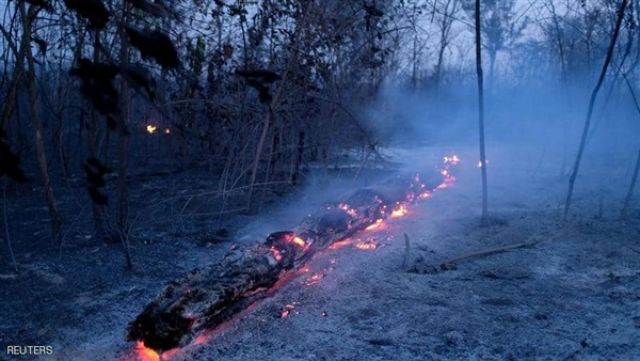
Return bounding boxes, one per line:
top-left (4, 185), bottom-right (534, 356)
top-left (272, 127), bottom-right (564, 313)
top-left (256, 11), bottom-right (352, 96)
top-left (145, 125), bottom-right (157, 134)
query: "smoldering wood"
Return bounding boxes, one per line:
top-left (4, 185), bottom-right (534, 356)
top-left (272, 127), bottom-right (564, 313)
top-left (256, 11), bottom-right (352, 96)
top-left (127, 171), bottom-right (445, 352)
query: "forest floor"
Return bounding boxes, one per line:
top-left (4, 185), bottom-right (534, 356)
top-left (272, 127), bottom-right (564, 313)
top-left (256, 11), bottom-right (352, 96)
top-left (1, 145), bottom-right (640, 361)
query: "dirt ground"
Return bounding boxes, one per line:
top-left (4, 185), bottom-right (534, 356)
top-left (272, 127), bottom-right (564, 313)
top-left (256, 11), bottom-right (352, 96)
top-left (2, 145), bottom-right (640, 360)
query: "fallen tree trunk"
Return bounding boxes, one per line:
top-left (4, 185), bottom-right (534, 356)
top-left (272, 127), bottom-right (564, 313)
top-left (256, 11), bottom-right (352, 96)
top-left (128, 169), bottom-right (450, 353)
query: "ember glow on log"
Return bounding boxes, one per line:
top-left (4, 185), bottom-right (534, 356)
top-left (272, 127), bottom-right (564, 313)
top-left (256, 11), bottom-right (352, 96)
top-left (127, 155), bottom-right (459, 357)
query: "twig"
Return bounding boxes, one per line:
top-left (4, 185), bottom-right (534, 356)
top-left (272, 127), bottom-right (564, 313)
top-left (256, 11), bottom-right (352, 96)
top-left (438, 239), bottom-right (540, 268)
top-left (411, 227), bottom-right (567, 273)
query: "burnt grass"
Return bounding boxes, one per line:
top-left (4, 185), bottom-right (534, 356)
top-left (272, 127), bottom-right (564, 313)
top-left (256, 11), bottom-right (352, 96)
top-left (1, 146), bottom-right (640, 360)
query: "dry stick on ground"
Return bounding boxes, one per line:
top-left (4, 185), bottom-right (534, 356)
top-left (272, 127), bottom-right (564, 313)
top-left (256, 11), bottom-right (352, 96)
top-left (621, 73), bottom-right (640, 217)
top-left (474, 0), bottom-right (489, 225)
top-left (413, 227), bottom-right (567, 273)
top-left (563, 0), bottom-right (629, 221)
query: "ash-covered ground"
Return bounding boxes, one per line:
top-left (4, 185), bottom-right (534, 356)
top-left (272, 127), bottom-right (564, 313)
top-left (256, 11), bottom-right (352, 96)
top-left (2, 145), bottom-right (640, 361)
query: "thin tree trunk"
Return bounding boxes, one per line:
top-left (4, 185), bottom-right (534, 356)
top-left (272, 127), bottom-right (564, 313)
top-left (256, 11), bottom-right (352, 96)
top-left (291, 130), bottom-right (305, 185)
top-left (87, 31), bottom-right (109, 242)
top-left (563, 0), bottom-right (629, 220)
top-left (117, 2), bottom-right (133, 269)
top-left (621, 74), bottom-right (640, 217)
top-left (246, 106), bottom-right (273, 212)
top-left (22, 4), bottom-right (63, 240)
top-left (475, 0), bottom-right (489, 224)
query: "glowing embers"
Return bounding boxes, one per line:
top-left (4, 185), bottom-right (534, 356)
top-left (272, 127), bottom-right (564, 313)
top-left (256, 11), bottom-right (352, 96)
top-left (355, 238), bottom-right (380, 250)
top-left (443, 154), bottom-right (461, 165)
top-left (329, 238), bottom-right (353, 250)
top-left (338, 202), bottom-right (358, 217)
top-left (292, 236), bottom-right (306, 247)
top-left (279, 302), bottom-right (299, 318)
top-left (270, 246), bottom-right (283, 262)
top-left (304, 272), bottom-right (324, 286)
top-left (418, 191), bottom-right (433, 200)
top-left (267, 231), bottom-right (308, 250)
top-left (145, 125), bottom-right (158, 134)
top-left (390, 203), bottom-right (408, 218)
top-left (365, 219), bottom-right (384, 231)
top-left (135, 342), bottom-right (160, 361)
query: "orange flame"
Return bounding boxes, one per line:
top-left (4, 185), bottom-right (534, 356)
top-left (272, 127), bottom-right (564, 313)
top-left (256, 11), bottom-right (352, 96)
top-left (390, 204), bottom-right (407, 218)
top-left (329, 238), bottom-right (352, 250)
top-left (304, 273), bottom-right (324, 286)
top-left (365, 219), bottom-right (383, 231)
top-left (292, 236), bottom-right (306, 247)
top-left (135, 342), bottom-right (160, 361)
top-left (146, 125), bottom-right (157, 134)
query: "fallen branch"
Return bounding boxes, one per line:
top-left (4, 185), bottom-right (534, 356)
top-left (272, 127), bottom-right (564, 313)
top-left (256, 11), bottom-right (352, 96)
top-left (409, 227), bottom-right (566, 274)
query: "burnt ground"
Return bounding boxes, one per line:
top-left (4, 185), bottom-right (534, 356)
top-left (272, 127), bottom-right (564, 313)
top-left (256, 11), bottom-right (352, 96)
top-left (1, 145), bottom-right (640, 360)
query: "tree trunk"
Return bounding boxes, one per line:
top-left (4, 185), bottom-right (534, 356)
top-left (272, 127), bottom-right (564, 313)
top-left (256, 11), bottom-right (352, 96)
top-left (621, 74), bottom-right (640, 217)
top-left (475, 0), bottom-right (489, 224)
top-left (291, 130), bottom-right (305, 185)
top-left (86, 31), bottom-right (109, 242)
top-left (129, 169), bottom-right (450, 353)
top-left (563, 0), bottom-right (629, 220)
top-left (22, 4), bottom-right (63, 240)
top-left (117, 1), bottom-right (133, 268)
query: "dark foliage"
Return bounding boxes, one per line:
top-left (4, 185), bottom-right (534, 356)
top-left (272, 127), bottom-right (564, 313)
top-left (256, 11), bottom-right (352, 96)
top-left (236, 69), bottom-right (281, 103)
top-left (20, 0), bottom-right (53, 12)
top-left (69, 59), bottom-right (120, 117)
top-left (127, 0), bottom-right (170, 18)
top-left (122, 64), bottom-right (156, 100)
top-left (125, 27), bottom-right (180, 69)
top-left (0, 130), bottom-right (28, 183)
top-left (64, 0), bottom-right (110, 30)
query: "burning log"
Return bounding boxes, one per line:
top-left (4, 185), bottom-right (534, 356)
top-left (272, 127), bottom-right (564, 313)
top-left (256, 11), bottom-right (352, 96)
top-left (128, 161), bottom-right (457, 354)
